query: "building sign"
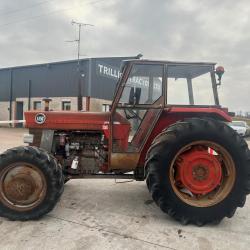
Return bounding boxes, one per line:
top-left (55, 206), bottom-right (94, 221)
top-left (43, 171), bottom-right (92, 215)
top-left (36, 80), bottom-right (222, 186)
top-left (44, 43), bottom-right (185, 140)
top-left (97, 62), bottom-right (122, 80)
top-left (96, 62), bottom-right (161, 91)
top-left (127, 76), bottom-right (161, 91)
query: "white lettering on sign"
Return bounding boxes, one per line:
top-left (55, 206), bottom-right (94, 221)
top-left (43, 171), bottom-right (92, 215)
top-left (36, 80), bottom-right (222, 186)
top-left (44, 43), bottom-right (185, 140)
top-left (127, 77), bottom-right (161, 90)
top-left (97, 63), bottom-right (122, 79)
top-left (97, 62), bottom-right (161, 90)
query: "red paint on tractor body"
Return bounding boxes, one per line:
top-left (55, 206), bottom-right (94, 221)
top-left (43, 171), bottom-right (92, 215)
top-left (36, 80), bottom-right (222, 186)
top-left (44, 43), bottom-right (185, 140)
top-left (25, 111), bottom-right (130, 151)
top-left (25, 111), bottom-right (111, 130)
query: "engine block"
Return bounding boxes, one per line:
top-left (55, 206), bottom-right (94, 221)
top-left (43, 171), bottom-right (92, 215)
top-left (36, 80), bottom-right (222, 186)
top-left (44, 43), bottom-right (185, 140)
top-left (53, 131), bottom-right (108, 175)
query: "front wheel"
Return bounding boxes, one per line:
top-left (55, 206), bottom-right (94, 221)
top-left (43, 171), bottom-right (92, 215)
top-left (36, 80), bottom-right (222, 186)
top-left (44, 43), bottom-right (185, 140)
top-left (0, 146), bottom-right (64, 221)
top-left (145, 118), bottom-right (250, 226)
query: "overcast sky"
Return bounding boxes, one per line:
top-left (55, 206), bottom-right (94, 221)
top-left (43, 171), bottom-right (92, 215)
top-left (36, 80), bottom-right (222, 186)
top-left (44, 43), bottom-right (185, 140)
top-left (0, 0), bottom-right (249, 112)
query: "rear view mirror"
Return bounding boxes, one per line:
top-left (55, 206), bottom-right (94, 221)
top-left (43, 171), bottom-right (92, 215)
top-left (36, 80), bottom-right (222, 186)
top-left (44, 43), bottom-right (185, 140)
top-left (128, 87), bottom-right (135, 105)
top-left (129, 87), bottom-right (141, 105)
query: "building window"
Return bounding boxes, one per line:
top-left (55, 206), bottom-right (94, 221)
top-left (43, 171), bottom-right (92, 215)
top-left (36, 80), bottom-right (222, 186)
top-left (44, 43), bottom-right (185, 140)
top-left (33, 101), bottom-right (42, 110)
top-left (102, 104), bottom-right (110, 112)
top-left (62, 101), bottom-right (71, 111)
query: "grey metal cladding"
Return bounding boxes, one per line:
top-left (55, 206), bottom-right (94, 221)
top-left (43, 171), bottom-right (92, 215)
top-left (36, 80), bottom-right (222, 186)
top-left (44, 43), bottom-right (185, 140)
top-left (11, 62), bottom-right (81, 98)
top-left (0, 57), bottom-right (135, 102)
top-left (0, 69), bottom-right (11, 101)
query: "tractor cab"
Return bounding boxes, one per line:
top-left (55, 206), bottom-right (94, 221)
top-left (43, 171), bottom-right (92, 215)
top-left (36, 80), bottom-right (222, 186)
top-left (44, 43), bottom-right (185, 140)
top-left (109, 60), bottom-right (227, 170)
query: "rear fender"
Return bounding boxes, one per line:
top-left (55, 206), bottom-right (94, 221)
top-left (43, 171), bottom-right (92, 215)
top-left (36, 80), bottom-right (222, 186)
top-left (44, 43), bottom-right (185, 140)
top-left (139, 107), bottom-right (232, 166)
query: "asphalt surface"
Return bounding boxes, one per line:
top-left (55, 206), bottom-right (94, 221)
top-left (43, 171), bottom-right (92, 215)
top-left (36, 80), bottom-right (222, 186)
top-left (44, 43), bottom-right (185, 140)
top-left (0, 128), bottom-right (250, 250)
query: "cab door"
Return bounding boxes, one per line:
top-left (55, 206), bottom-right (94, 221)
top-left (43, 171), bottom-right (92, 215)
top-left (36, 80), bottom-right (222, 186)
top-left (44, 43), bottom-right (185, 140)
top-left (110, 62), bottom-right (165, 171)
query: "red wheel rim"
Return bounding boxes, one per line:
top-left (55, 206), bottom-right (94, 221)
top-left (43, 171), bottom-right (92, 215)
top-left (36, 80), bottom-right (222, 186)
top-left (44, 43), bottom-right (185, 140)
top-left (169, 141), bottom-right (236, 207)
top-left (176, 149), bottom-right (222, 195)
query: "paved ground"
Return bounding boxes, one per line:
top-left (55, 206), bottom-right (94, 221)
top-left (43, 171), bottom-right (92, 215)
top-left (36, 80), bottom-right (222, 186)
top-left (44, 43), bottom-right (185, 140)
top-left (0, 128), bottom-right (250, 250)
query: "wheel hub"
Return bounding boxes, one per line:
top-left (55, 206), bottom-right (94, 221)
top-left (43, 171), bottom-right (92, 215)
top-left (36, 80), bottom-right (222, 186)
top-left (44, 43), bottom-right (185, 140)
top-left (0, 164), bottom-right (46, 209)
top-left (5, 175), bottom-right (35, 202)
top-left (176, 149), bottom-right (222, 195)
top-left (192, 165), bottom-right (209, 181)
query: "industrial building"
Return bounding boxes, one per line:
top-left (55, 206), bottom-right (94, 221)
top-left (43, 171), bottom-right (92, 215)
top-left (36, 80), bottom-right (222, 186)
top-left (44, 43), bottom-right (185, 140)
top-left (0, 56), bottom-right (135, 124)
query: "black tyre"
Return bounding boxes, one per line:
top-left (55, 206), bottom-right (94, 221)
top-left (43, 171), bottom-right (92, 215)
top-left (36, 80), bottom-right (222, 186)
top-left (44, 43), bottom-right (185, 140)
top-left (0, 146), bottom-right (64, 221)
top-left (145, 118), bottom-right (250, 226)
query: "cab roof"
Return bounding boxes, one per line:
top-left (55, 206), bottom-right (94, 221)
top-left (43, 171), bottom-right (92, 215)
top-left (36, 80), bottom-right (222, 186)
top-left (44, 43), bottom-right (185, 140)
top-left (123, 59), bottom-right (216, 66)
top-left (123, 59), bottom-right (216, 79)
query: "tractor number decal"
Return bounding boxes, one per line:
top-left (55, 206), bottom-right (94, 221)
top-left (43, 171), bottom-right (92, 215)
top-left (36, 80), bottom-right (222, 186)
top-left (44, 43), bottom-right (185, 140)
top-left (35, 113), bottom-right (46, 124)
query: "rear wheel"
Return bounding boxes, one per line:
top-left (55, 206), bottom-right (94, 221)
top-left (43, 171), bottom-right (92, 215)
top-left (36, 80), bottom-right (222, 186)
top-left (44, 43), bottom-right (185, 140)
top-left (0, 146), bottom-right (64, 221)
top-left (145, 118), bottom-right (250, 226)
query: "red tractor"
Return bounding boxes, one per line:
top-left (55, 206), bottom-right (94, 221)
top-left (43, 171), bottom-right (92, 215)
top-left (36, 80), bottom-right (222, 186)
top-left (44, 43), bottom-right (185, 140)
top-left (0, 60), bottom-right (249, 226)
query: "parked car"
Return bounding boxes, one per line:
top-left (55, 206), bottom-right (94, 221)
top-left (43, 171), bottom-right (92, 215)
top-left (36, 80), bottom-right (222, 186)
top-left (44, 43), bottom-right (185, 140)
top-left (228, 121), bottom-right (250, 137)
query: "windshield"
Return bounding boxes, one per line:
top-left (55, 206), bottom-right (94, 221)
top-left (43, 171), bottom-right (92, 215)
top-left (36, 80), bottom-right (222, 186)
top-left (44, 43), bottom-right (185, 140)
top-left (119, 64), bottom-right (163, 105)
top-left (167, 64), bottom-right (215, 105)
